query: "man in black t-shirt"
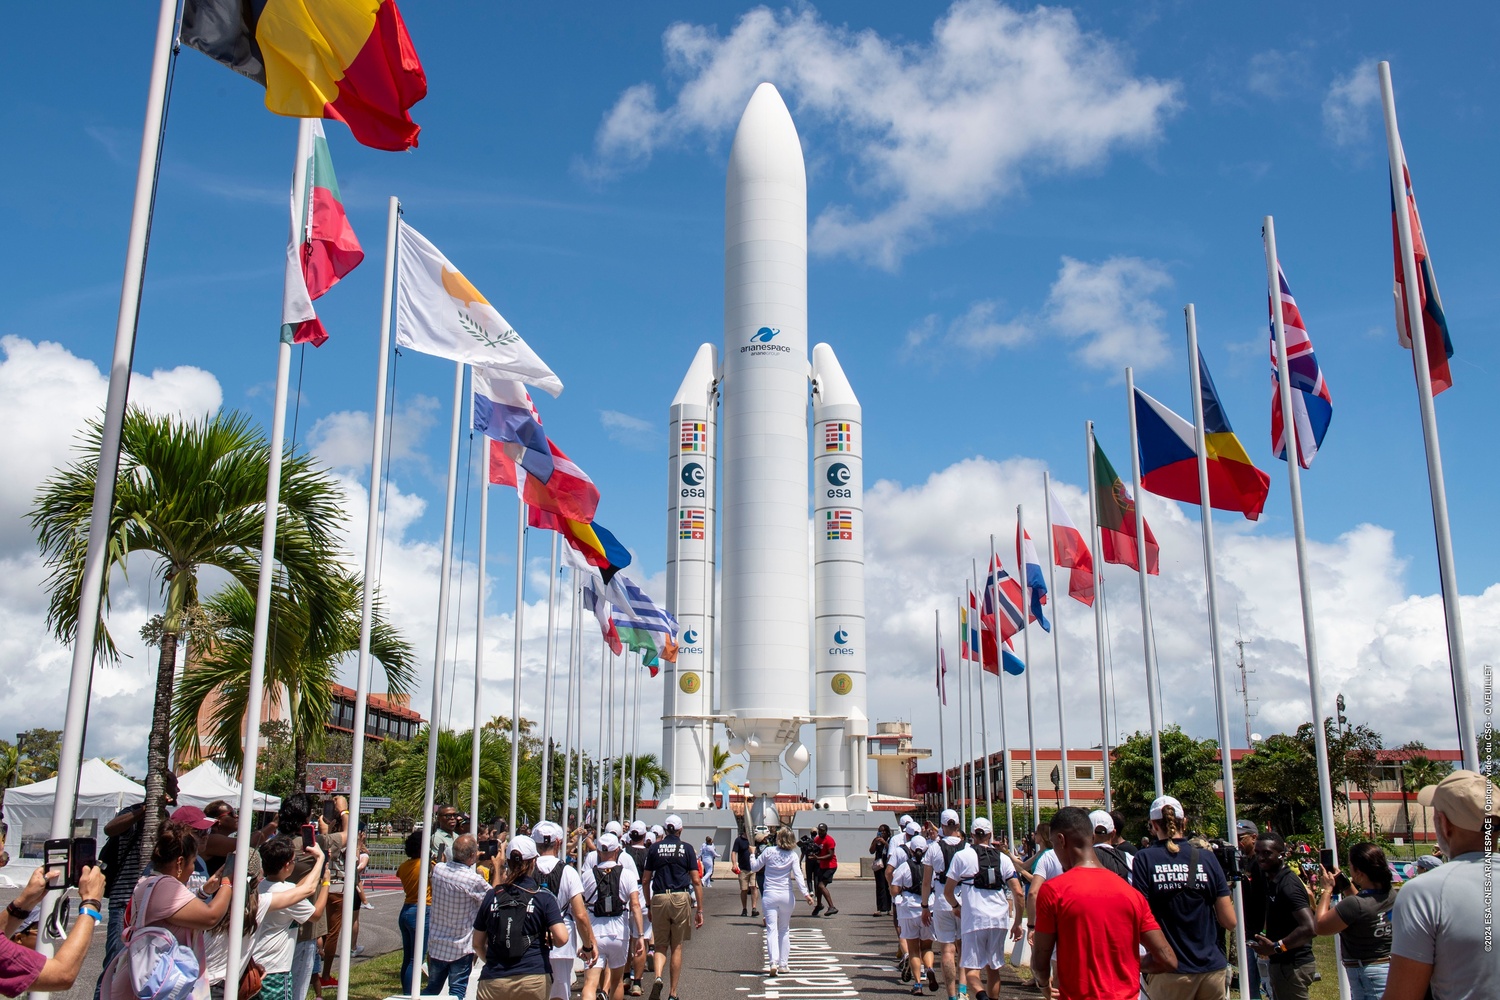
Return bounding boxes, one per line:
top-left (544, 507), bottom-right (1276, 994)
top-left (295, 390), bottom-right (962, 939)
top-left (731, 830), bottom-right (758, 917)
top-left (1247, 831), bottom-right (1317, 1000)
top-left (472, 836), bottom-right (569, 997)
top-left (642, 815), bottom-right (702, 1000)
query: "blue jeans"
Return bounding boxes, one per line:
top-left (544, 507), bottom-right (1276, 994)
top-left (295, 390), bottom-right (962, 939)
top-left (422, 955), bottom-right (473, 1000)
top-left (399, 904), bottom-right (431, 994)
top-left (1345, 962), bottom-right (1389, 1000)
top-left (290, 938), bottom-right (320, 1000)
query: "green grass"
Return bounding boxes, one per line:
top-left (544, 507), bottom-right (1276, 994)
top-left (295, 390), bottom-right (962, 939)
top-left (345, 950), bottom-right (404, 1000)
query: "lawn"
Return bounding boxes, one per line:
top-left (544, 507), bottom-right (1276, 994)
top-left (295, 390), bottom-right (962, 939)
top-left (345, 950), bottom-right (405, 1000)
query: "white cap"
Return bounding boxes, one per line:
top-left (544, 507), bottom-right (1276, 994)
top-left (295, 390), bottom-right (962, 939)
top-left (1089, 810), bottom-right (1115, 835)
top-left (652, 824), bottom-right (666, 837)
top-left (533, 821), bottom-right (562, 844)
top-left (904, 821), bottom-right (920, 836)
top-left (605, 820), bottom-right (624, 836)
top-left (899, 814), bottom-right (913, 825)
top-left (940, 808), bottom-right (960, 827)
top-left (908, 836), bottom-right (928, 853)
top-left (665, 814), bottom-right (683, 831)
top-left (597, 832), bottom-right (620, 852)
top-left (971, 816), bottom-right (993, 835)
top-left (1149, 795), bottom-right (1185, 821)
top-left (629, 820), bottom-right (647, 836)
top-left (507, 835), bottom-right (539, 861)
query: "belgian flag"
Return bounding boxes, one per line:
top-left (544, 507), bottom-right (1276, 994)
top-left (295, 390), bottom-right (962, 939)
top-left (181, 0), bottom-right (427, 151)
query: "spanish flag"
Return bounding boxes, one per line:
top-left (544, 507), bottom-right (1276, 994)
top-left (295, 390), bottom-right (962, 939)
top-left (181, 0), bottom-right (427, 151)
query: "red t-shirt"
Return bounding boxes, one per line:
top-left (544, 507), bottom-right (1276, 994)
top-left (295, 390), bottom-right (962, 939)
top-left (0, 934), bottom-right (46, 998)
top-left (1035, 865), bottom-right (1159, 1000)
top-left (813, 834), bottom-right (838, 869)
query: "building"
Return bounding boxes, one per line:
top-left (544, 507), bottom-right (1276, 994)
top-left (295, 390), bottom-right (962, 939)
top-left (868, 721), bottom-right (930, 803)
top-left (185, 681), bottom-right (424, 765)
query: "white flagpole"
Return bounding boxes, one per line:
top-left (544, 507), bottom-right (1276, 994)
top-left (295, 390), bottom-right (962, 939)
top-left (469, 455), bottom-right (488, 828)
top-left (1043, 472), bottom-right (1071, 806)
top-left (1185, 306), bottom-right (1252, 1000)
top-left (561, 569), bottom-right (579, 831)
top-left (967, 625), bottom-right (978, 818)
top-left (410, 360), bottom-right (467, 990)
top-left (956, 593), bottom-right (970, 812)
top-left (1017, 506), bottom-right (1039, 832)
top-left (990, 535), bottom-right (1015, 848)
top-left (596, 641), bottom-right (608, 824)
top-left (1124, 368), bottom-right (1165, 798)
top-left (1264, 216), bottom-right (1341, 875)
top-left (328, 196), bottom-right (399, 1000)
top-left (935, 610), bottom-right (949, 813)
top-left (1379, 64), bottom-right (1477, 769)
top-left (508, 501), bottom-right (527, 836)
top-left (44, 0), bottom-right (179, 944)
top-left (220, 118), bottom-right (312, 1000)
top-left (1086, 422), bottom-right (1114, 811)
top-left (631, 654), bottom-right (643, 819)
top-left (539, 533), bottom-right (559, 821)
top-left (974, 560), bottom-right (993, 827)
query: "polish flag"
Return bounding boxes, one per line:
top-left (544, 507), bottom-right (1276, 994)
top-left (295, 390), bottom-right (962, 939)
top-left (1048, 484), bottom-right (1095, 607)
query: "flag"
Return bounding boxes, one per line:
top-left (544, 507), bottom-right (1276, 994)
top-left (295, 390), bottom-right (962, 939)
top-left (958, 600), bottom-right (971, 662)
top-left (1048, 484), bottom-right (1095, 607)
top-left (978, 612), bottom-right (1001, 675)
top-left (1017, 528), bottom-right (1051, 633)
top-left (936, 645), bottom-right (948, 706)
top-left (180, 0), bottom-right (427, 151)
top-left (526, 504), bottom-right (631, 584)
top-left (609, 577), bottom-right (680, 669)
top-left (1093, 440), bottom-right (1160, 575)
top-left (582, 577), bottom-right (623, 655)
top-left (396, 223), bottom-right (562, 396)
top-left (280, 121), bottom-right (362, 347)
top-left (1269, 262), bottom-right (1333, 469)
top-left (1392, 160), bottom-right (1455, 394)
top-left (472, 370), bottom-right (553, 482)
top-left (968, 589), bottom-right (982, 662)
top-left (982, 555), bottom-right (1026, 643)
top-left (1134, 364), bottom-right (1271, 520)
top-left (489, 437), bottom-right (599, 523)
top-left (1002, 644), bottom-right (1026, 676)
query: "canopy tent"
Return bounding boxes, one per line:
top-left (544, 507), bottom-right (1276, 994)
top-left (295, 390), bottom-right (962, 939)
top-left (2, 758), bottom-right (144, 856)
top-left (175, 760), bottom-right (281, 812)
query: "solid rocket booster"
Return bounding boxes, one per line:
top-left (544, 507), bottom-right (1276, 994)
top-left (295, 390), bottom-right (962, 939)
top-left (720, 83), bottom-right (810, 798)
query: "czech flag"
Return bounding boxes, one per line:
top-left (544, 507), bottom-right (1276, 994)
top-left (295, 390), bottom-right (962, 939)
top-left (181, 0), bottom-right (428, 151)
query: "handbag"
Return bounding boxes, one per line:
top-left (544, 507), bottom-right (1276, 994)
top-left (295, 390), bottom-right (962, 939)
top-left (237, 956), bottom-right (264, 999)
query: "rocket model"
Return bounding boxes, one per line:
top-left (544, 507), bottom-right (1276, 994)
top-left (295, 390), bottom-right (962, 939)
top-left (662, 83), bottom-right (869, 811)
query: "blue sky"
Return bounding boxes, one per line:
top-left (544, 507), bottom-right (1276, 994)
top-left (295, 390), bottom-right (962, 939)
top-left (2, 1), bottom-right (1497, 779)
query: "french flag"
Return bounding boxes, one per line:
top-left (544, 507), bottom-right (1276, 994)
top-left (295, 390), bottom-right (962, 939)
top-left (1017, 528), bottom-right (1051, 633)
top-left (1048, 484), bottom-right (1095, 607)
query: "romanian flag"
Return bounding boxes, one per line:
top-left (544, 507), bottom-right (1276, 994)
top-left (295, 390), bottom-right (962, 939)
top-left (1134, 357), bottom-right (1270, 521)
top-left (525, 504), bottom-right (631, 585)
top-left (1093, 439), bottom-right (1159, 575)
top-left (181, 0), bottom-right (427, 151)
top-left (281, 121), bottom-right (362, 346)
top-left (1392, 160), bottom-right (1455, 395)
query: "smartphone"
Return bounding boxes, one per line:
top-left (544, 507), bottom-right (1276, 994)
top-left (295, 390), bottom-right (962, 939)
top-left (43, 839), bottom-right (70, 884)
top-left (482, 839), bottom-right (501, 859)
top-left (323, 799), bottom-right (338, 825)
top-left (1319, 848), bottom-right (1336, 872)
top-left (301, 824), bottom-right (317, 849)
top-left (69, 837), bottom-right (97, 887)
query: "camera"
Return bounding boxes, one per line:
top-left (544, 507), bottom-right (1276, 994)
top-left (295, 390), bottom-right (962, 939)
top-left (1213, 843), bottom-right (1248, 883)
top-left (43, 837), bottom-right (96, 888)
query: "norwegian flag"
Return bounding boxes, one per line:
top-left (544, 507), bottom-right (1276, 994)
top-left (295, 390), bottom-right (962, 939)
top-left (1269, 262), bottom-right (1333, 469)
top-left (982, 555), bottom-right (1026, 643)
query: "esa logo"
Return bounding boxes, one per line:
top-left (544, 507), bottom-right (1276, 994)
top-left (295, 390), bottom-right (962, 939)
top-left (829, 629), bottom-right (855, 655)
top-left (826, 462), bottom-right (853, 499)
top-left (680, 461), bottom-right (705, 498)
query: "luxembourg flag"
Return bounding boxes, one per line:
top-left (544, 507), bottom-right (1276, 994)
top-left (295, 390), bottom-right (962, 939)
top-left (1269, 262), bottom-right (1333, 469)
top-left (472, 368), bottom-right (554, 482)
top-left (1047, 484), bottom-right (1095, 606)
top-left (1018, 528), bottom-right (1051, 633)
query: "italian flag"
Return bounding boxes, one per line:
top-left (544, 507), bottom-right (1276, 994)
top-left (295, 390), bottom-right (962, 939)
top-left (282, 120), bottom-right (363, 346)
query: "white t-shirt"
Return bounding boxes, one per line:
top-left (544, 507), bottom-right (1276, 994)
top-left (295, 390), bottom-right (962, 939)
top-left (536, 856), bottom-right (585, 959)
top-left (584, 848), bottom-right (640, 879)
top-left (204, 895), bottom-right (274, 984)
top-left (1033, 849), bottom-right (1063, 881)
top-left (923, 835), bottom-right (965, 909)
top-left (579, 860), bottom-right (640, 939)
top-left (890, 861), bottom-right (928, 919)
top-left (947, 845), bottom-right (1018, 930)
top-left (888, 831), bottom-right (908, 856)
top-left (251, 880), bottom-right (315, 975)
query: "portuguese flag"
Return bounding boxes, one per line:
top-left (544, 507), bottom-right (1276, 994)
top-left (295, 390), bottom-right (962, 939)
top-left (282, 120), bottom-right (363, 346)
top-left (1093, 440), bottom-right (1160, 576)
top-left (181, 0), bottom-right (427, 151)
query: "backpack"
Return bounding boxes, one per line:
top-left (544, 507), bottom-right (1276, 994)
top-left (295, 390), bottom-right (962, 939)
top-left (484, 884), bottom-right (539, 964)
top-left (936, 838), bottom-right (964, 884)
top-left (906, 845), bottom-right (926, 878)
top-left (591, 865), bottom-right (624, 919)
top-left (626, 844), bottom-right (649, 875)
top-left (538, 860), bottom-right (568, 898)
top-left (971, 845), bottom-right (1008, 891)
top-left (1095, 844), bottom-right (1132, 882)
top-left (105, 877), bottom-right (208, 1000)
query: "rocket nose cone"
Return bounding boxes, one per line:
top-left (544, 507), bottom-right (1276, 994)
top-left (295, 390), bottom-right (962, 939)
top-left (728, 82), bottom-right (805, 191)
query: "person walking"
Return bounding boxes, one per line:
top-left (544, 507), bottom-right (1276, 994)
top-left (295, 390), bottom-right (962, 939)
top-left (471, 836), bottom-right (569, 1000)
top-left (1030, 808), bottom-right (1178, 1000)
top-left (922, 809), bottom-right (966, 1000)
top-left (750, 827), bottom-right (815, 976)
top-left (870, 824), bottom-right (893, 916)
top-left (579, 833), bottom-right (645, 1000)
top-left (1384, 770), bottom-right (1500, 999)
top-left (1090, 812), bottom-right (1132, 882)
top-left (533, 822), bottom-right (596, 1000)
top-left (641, 815), bottom-right (703, 1000)
top-left (1311, 842), bottom-right (1395, 1000)
top-left (889, 835), bottom-right (934, 997)
top-left (731, 827), bottom-right (759, 918)
top-left (426, 834), bottom-right (500, 1000)
top-left (1247, 830), bottom-right (1317, 1000)
top-left (397, 830), bottom-right (431, 996)
top-left (250, 837), bottom-right (326, 1000)
top-left (1131, 796), bottom-right (1236, 1000)
top-left (698, 837), bottom-right (718, 888)
top-left (809, 823), bottom-right (839, 916)
top-left (943, 817), bottom-right (1024, 1000)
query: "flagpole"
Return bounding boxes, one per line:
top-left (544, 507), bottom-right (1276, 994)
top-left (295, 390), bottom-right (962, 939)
top-left (632, 654), bottom-right (643, 818)
top-left (1185, 305), bottom-right (1252, 1000)
top-left (1086, 422), bottom-right (1114, 811)
top-left (968, 625), bottom-right (979, 819)
top-left (935, 610), bottom-right (949, 813)
top-left (470, 457), bottom-right (488, 829)
top-left (410, 360), bottom-right (467, 991)
top-left (218, 118), bottom-right (312, 1000)
top-left (990, 535), bottom-right (1015, 848)
top-left (596, 641), bottom-right (608, 824)
top-left (956, 594), bottom-right (970, 812)
top-left (1017, 506), bottom-right (1040, 831)
top-left (44, 1), bottom-right (179, 954)
top-left (1264, 215), bottom-right (1341, 871)
top-left (1124, 369), bottom-right (1165, 799)
top-left (974, 560), bottom-right (994, 827)
top-left (1042, 473), bottom-right (1071, 806)
top-left (1379, 65), bottom-right (1477, 769)
top-left (561, 569), bottom-right (579, 831)
top-left (508, 500), bottom-right (527, 836)
top-left (539, 533), bottom-right (559, 821)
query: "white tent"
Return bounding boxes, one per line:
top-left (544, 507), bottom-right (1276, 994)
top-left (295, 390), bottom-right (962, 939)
top-left (2, 758), bottom-right (144, 855)
top-left (175, 760), bottom-right (281, 813)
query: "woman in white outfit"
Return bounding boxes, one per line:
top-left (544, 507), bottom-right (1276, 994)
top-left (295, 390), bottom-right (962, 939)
top-left (750, 827), bottom-right (814, 976)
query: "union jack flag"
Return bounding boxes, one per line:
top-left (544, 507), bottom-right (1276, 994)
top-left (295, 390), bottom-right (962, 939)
top-left (1269, 262), bottom-right (1333, 469)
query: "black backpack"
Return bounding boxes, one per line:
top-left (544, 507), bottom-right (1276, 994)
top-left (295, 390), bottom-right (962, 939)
top-left (627, 844), bottom-right (649, 875)
top-left (591, 865), bottom-right (624, 919)
top-left (1095, 844), bottom-right (1132, 882)
top-left (904, 846), bottom-right (927, 887)
top-left (971, 845), bottom-right (1007, 891)
top-left (936, 838), bottom-right (964, 884)
top-left (538, 860), bottom-right (568, 898)
top-left (484, 884), bottom-right (538, 963)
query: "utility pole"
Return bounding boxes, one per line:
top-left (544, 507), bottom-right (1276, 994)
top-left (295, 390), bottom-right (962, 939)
top-left (1234, 618), bottom-right (1256, 749)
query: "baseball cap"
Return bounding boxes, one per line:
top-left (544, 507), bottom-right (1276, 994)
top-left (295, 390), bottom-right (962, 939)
top-left (665, 814), bottom-right (683, 831)
top-left (597, 832), bottom-right (620, 852)
top-left (940, 808), bottom-right (960, 827)
top-left (971, 817), bottom-right (993, 835)
top-left (908, 836), bottom-right (928, 853)
top-left (1418, 770), bottom-right (1498, 833)
top-left (1089, 810), bottom-right (1115, 835)
top-left (629, 820), bottom-right (647, 835)
top-left (1416, 854), bottom-right (1443, 872)
top-left (1236, 820), bottom-right (1258, 836)
top-left (904, 821), bottom-right (920, 836)
top-left (507, 835), bottom-right (539, 861)
top-left (1149, 795), bottom-right (1185, 821)
top-left (605, 820), bottom-right (624, 836)
top-left (533, 821), bottom-right (561, 844)
top-left (170, 805), bottom-right (215, 831)
top-left (651, 825), bottom-right (666, 838)
top-left (899, 814), bottom-right (913, 826)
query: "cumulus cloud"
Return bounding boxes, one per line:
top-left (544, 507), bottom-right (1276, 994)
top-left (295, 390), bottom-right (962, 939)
top-left (308, 395), bottom-right (439, 472)
top-left (588, 1), bottom-right (1179, 267)
top-left (1323, 59), bottom-right (1381, 147)
top-left (599, 410), bottom-right (661, 450)
top-left (1246, 50), bottom-right (1312, 100)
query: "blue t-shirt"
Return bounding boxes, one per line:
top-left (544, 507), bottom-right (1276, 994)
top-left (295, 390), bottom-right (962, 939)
top-left (1131, 840), bottom-right (1231, 973)
top-left (474, 876), bottom-right (566, 980)
top-left (645, 836), bottom-right (698, 893)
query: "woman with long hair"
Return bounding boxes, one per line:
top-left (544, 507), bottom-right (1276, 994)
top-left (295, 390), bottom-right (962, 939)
top-left (472, 836), bottom-right (570, 1000)
top-left (1313, 842), bottom-right (1396, 1000)
top-left (870, 824), bottom-right (892, 917)
top-left (750, 827), bottom-right (815, 976)
top-left (396, 830), bottom-right (431, 995)
top-left (204, 844), bottom-right (323, 1000)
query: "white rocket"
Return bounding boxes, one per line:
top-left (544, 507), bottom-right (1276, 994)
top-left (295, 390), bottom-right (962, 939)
top-left (662, 83), bottom-right (869, 811)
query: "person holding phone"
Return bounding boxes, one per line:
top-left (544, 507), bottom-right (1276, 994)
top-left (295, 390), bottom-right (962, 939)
top-left (1311, 843), bottom-right (1394, 1000)
top-left (1247, 831), bottom-right (1318, 1000)
top-left (0, 863), bottom-right (105, 996)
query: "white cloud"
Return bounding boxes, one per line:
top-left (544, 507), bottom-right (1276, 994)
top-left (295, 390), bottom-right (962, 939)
top-left (588, 1), bottom-right (1179, 268)
top-left (947, 301), bottom-right (1032, 354)
top-left (1246, 50), bottom-right (1311, 100)
top-left (308, 394), bottom-right (439, 472)
top-left (1323, 59), bottom-right (1381, 147)
top-left (599, 410), bottom-right (661, 450)
top-left (1046, 256), bottom-right (1172, 371)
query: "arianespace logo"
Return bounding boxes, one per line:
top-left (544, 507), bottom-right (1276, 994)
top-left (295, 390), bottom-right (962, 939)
top-left (826, 463), bottom-right (850, 487)
top-left (829, 628), bottom-right (855, 655)
top-left (742, 325), bottom-right (793, 355)
top-left (681, 462), bottom-right (705, 487)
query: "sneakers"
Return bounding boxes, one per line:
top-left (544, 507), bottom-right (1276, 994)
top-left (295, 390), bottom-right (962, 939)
top-left (319, 976), bottom-right (339, 988)
top-left (911, 986), bottom-right (925, 996)
top-left (649, 982), bottom-right (664, 1000)
top-left (926, 967), bottom-right (939, 993)
top-left (625, 982), bottom-right (643, 997)
top-left (825, 907), bottom-right (839, 916)
top-left (750, 908), bottom-right (759, 916)
top-left (811, 904), bottom-right (824, 917)
top-left (741, 909), bottom-right (749, 917)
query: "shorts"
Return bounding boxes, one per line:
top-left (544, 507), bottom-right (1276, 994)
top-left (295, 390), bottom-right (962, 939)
top-left (595, 917), bottom-right (630, 968)
top-left (1144, 969), bottom-right (1230, 1000)
top-left (548, 957), bottom-right (574, 999)
top-left (959, 927), bottom-right (1010, 971)
top-left (930, 902), bottom-right (959, 944)
top-left (737, 870), bottom-right (756, 892)
top-left (815, 867), bottom-right (836, 885)
top-left (897, 914), bottom-right (930, 941)
top-left (324, 891), bottom-right (345, 945)
top-left (650, 892), bottom-right (693, 949)
top-left (474, 975), bottom-right (549, 1000)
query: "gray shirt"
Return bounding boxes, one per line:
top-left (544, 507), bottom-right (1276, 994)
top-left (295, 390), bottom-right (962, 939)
top-left (1390, 851), bottom-right (1500, 999)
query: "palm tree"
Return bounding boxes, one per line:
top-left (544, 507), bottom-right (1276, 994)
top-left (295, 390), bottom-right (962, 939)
top-left (31, 409), bottom-right (345, 860)
top-left (170, 573), bottom-right (416, 789)
top-left (711, 744), bottom-right (742, 787)
top-left (609, 753), bottom-right (670, 812)
top-left (1401, 754), bottom-right (1452, 848)
top-left (387, 727), bottom-right (541, 823)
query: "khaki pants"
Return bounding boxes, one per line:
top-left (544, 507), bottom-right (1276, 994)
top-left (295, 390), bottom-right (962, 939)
top-left (474, 974), bottom-right (549, 1000)
top-left (650, 892), bottom-right (694, 949)
top-left (1268, 960), bottom-right (1318, 1000)
top-left (1144, 968), bottom-right (1230, 1000)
